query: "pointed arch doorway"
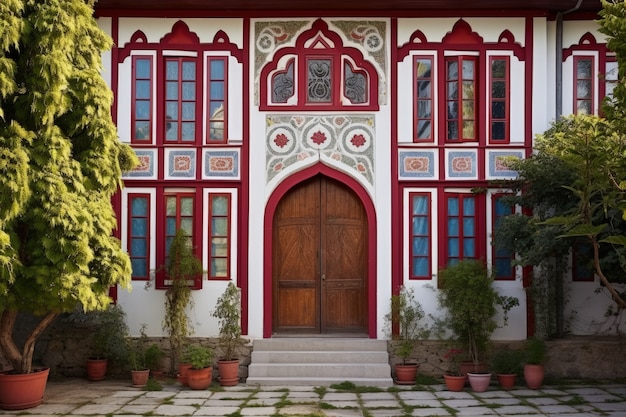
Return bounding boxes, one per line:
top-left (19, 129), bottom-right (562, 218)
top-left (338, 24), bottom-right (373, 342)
top-left (272, 174), bottom-right (368, 335)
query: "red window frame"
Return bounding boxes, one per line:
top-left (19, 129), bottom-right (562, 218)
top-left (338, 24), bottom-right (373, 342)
top-left (445, 56), bottom-right (478, 142)
top-left (164, 57), bottom-right (199, 144)
top-left (600, 56), bottom-right (618, 106)
top-left (442, 193), bottom-right (483, 267)
top-left (128, 194), bottom-right (151, 281)
top-left (489, 56), bottom-right (510, 144)
top-left (131, 56), bottom-right (153, 144)
top-left (208, 193), bottom-right (231, 280)
top-left (206, 56), bottom-right (228, 144)
top-left (157, 192), bottom-right (202, 289)
top-left (414, 56), bottom-right (434, 142)
top-left (409, 192), bottom-right (432, 280)
top-left (492, 194), bottom-right (515, 280)
top-left (573, 56), bottom-right (595, 115)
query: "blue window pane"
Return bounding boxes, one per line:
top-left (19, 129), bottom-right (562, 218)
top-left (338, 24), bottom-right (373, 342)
top-left (180, 218), bottom-right (193, 235)
top-left (135, 80), bottom-right (151, 99)
top-left (166, 122), bottom-right (178, 141)
top-left (131, 259), bottom-right (147, 277)
top-left (131, 218), bottom-right (147, 237)
top-left (135, 101), bottom-right (150, 119)
top-left (181, 123), bottom-right (195, 141)
top-left (463, 197), bottom-right (475, 215)
top-left (131, 238), bottom-right (147, 256)
top-left (495, 199), bottom-right (510, 216)
top-left (212, 196), bottom-right (228, 215)
top-left (135, 59), bottom-right (151, 78)
top-left (131, 198), bottom-right (148, 216)
top-left (463, 218), bottom-right (475, 237)
top-left (495, 258), bottom-right (512, 277)
top-left (464, 238), bottom-right (475, 257)
top-left (166, 102), bottom-right (178, 120)
top-left (166, 61), bottom-right (178, 80)
top-left (166, 218), bottom-right (177, 235)
top-left (212, 218), bottom-right (228, 236)
top-left (210, 81), bottom-right (225, 100)
top-left (448, 219), bottom-right (459, 236)
top-left (182, 102), bottom-right (195, 121)
top-left (448, 239), bottom-right (459, 257)
top-left (134, 121), bottom-right (149, 139)
top-left (412, 217), bottom-right (427, 235)
top-left (166, 81), bottom-right (178, 100)
top-left (182, 61), bottom-right (195, 80)
top-left (448, 198), bottom-right (459, 215)
top-left (413, 258), bottom-right (429, 277)
top-left (182, 81), bottom-right (195, 100)
top-left (211, 258), bottom-right (228, 277)
top-left (211, 59), bottom-right (225, 78)
top-left (211, 237), bottom-right (228, 256)
top-left (412, 196), bottom-right (427, 215)
top-left (412, 237), bottom-right (428, 256)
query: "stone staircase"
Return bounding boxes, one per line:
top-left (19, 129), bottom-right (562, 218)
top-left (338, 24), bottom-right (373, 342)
top-left (246, 338), bottom-right (393, 387)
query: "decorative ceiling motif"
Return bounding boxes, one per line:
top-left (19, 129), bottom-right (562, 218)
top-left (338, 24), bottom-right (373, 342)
top-left (266, 114), bottom-right (375, 188)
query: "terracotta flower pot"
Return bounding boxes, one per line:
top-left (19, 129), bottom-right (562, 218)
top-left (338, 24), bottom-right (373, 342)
top-left (131, 369), bottom-right (150, 387)
top-left (86, 358), bottom-right (108, 382)
top-left (177, 363), bottom-right (192, 386)
top-left (467, 372), bottom-right (492, 392)
top-left (0, 367), bottom-right (49, 410)
top-left (394, 363), bottom-right (418, 385)
top-left (187, 367), bottom-right (213, 390)
top-left (496, 373), bottom-right (517, 390)
top-left (524, 364), bottom-right (544, 389)
top-left (217, 359), bottom-right (240, 386)
top-left (443, 374), bottom-right (466, 392)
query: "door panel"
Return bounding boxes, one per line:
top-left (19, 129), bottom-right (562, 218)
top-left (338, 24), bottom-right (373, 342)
top-left (273, 175), bottom-right (367, 334)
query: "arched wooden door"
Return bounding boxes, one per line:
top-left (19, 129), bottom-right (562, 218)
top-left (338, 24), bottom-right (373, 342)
top-left (272, 175), bottom-right (368, 334)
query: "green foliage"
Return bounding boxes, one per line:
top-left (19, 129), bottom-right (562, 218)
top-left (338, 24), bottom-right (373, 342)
top-left (144, 343), bottom-right (166, 372)
top-left (0, 0), bottom-right (138, 373)
top-left (127, 324), bottom-right (163, 371)
top-left (88, 305), bottom-right (130, 366)
top-left (490, 349), bottom-right (523, 374)
top-left (437, 260), bottom-right (519, 364)
top-left (212, 282), bottom-right (245, 361)
top-left (524, 337), bottom-right (547, 365)
top-left (384, 285), bottom-right (430, 364)
top-left (162, 229), bottom-right (203, 370)
top-left (182, 344), bottom-right (214, 370)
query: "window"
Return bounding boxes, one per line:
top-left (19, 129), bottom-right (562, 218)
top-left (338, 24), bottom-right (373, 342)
top-left (409, 193), bottom-right (431, 279)
top-left (492, 195), bottom-right (515, 280)
top-left (164, 58), bottom-right (197, 143)
top-left (603, 58), bottom-right (618, 101)
top-left (161, 193), bottom-right (201, 289)
top-left (572, 239), bottom-right (594, 282)
top-left (414, 57), bottom-right (433, 142)
top-left (307, 56), bottom-right (333, 104)
top-left (489, 57), bottom-right (509, 143)
top-left (445, 193), bottom-right (477, 265)
top-left (574, 56), bottom-right (594, 115)
top-left (207, 57), bottom-right (227, 143)
top-left (131, 56), bottom-right (152, 143)
top-left (128, 194), bottom-right (150, 280)
top-left (208, 194), bottom-right (231, 279)
top-left (445, 56), bottom-right (477, 141)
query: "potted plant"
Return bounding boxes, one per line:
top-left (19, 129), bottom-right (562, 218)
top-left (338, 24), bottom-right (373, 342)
top-left (437, 260), bottom-right (519, 373)
top-left (0, 1), bottom-right (137, 410)
top-left (491, 348), bottom-right (523, 389)
top-left (211, 282), bottom-right (246, 386)
top-left (384, 285), bottom-right (430, 385)
top-left (144, 343), bottom-right (166, 379)
top-left (523, 337), bottom-right (547, 389)
top-left (182, 344), bottom-right (214, 390)
top-left (85, 305), bottom-right (131, 382)
top-left (127, 324), bottom-right (152, 387)
top-left (161, 229), bottom-right (203, 375)
top-left (442, 347), bottom-right (466, 392)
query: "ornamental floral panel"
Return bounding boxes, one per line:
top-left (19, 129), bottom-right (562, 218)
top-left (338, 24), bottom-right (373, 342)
top-left (398, 150), bottom-right (436, 179)
top-left (124, 149), bottom-right (157, 179)
top-left (487, 150), bottom-right (524, 179)
top-left (165, 149), bottom-right (196, 179)
top-left (203, 149), bottom-right (240, 180)
top-left (266, 115), bottom-right (375, 185)
top-left (445, 150), bottom-right (477, 179)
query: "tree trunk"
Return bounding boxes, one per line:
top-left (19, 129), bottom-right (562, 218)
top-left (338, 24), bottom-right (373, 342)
top-left (0, 310), bottom-right (58, 374)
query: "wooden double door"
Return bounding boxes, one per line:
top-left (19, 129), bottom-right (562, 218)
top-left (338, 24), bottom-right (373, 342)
top-left (272, 175), bottom-right (368, 334)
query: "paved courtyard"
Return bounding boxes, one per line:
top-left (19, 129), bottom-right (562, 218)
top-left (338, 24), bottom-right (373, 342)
top-left (1, 377), bottom-right (626, 417)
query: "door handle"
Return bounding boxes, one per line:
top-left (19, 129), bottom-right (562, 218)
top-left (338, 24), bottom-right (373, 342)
top-left (322, 273), bottom-right (326, 281)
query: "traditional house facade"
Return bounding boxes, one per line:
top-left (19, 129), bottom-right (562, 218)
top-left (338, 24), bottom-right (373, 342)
top-left (94, 0), bottom-right (621, 343)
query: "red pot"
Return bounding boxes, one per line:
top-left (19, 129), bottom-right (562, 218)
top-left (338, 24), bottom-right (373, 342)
top-left (443, 374), bottom-right (466, 392)
top-left (497, 373), bottom-right (517, 389)
top-left (131, 369), bottom-right (150, 387)
top-left (86, 358), bottom-right (108, 382)
top-left (394, 363), bottom-right (418, 385)
top-left (217, 359), bottom-right (240, 386)
top-left (187, 367), bottom-right (213, 390)
top-left (0, 367), bottom-right (50, 410)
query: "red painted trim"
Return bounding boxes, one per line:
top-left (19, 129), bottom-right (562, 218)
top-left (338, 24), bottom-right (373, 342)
top-left (128, 193), bottom-right (152, 281)
top-left (111, 17), bottom-right (119, 125)
top-left (262, 164), bottom-right (378, 338)
top-left (259, 19), bottom-right (379, 111)
top-left (488, 55), bottom-right (510, 144)
top-left (207, 193), bottom-right (232, 280)
top-left (413, 55), bottom-right (435, 143)
top-left (390, 18), bottom-right (403, 300)
top-left (239, 18), bottom-right (251, 336)
top-left (131, 55), bottom-right (153, 144)
top-left (573, 55), bottom-right (595, 115)
top-left (206, 56), bottom-right (228, 144)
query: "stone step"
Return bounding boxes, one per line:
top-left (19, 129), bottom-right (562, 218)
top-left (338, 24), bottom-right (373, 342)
top-left (247, 338), bottom-right (393, 387)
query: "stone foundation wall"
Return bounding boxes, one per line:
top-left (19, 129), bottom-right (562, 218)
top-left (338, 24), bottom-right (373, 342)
top-left (3, 314), bottom-right (623, 381)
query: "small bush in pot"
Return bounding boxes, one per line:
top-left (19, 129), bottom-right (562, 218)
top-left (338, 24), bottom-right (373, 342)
top-left (523, 337), bottom-right (547, 389)
top-left (182, 344), bottom-right (214, 390)
top-left (384, 285), bottom-right (430, 384)
top-left (212, 282), bottom-right (246, 386)
top-left (491, 348), bottom-right (523, 389)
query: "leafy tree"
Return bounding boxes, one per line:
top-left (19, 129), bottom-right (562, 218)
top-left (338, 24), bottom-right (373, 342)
top-left (0, 0), bottom-right (137, 373)
top-left (494, 0), bottom-right (626, 335)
